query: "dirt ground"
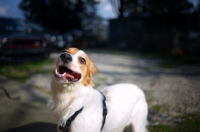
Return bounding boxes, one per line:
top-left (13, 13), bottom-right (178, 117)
top-left (0, 75), bottom-right (56, 132)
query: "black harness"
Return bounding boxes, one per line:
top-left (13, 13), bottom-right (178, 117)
top-left (100, 92), bottom-right (107, 131)
top-left (59, 92), bottom-right (107, 132)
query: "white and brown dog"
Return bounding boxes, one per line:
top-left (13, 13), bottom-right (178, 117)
top-left (49, 48), bottom-right (148, 132)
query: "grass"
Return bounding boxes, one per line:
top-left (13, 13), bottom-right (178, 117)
top-left (176, 114), bottom-right (200, 132)
top-left (0, 58), bottom-right (54, 82)
top-left (144, 89), bottom-right (200, 132)
top-left (137, 52), bottom-right (200, 68)
top-left (93, 75), bottom-right (107, 89)
top-left (149, 113), bottom-right (200, 132)
top-left (157, 56), bottom-right (199, 68)
top-left (149, 125), bottom-right (175, 132)
top-left (151, 104), bottom-right (170, 113)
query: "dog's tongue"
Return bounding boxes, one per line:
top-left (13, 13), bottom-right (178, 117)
top-left (57, 66), bottom-right (81, 82)
top-left (59, 67), bottom-right (75, 81)
top-left (63, 73), bottom-right (75, 81)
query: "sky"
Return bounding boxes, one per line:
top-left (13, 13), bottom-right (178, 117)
top-left (96, 0), bottom-right (199, 19)
top-left (96, 0), bottom-right (117, 19)
top-left (0, 0), bottom-right (199, 19)
top-left (0, 0), bottom-right (23, 18)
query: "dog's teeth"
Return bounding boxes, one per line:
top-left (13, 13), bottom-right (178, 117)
top-left (55, 69), bottom-right (58, 74)
top-left (61, 73), bottom-right (66, 77)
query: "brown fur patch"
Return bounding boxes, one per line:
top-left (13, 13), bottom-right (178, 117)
top-left (78, 53), bottom-right (97, 86)
top-left (63, 48), bottom-right (79, 55)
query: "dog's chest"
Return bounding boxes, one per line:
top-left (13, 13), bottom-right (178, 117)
top-left (67, 106), bottom-right (103, 132)
top-left (52, 92), bottom-right (103, 132)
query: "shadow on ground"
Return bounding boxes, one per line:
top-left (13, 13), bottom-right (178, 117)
top-left (6, 122), bottom-right (57, 132)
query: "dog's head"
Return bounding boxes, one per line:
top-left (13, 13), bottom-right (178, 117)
top-left (54, 48), bottom-right (97, 86)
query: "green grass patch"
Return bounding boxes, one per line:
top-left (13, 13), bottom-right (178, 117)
top-left (93, 75), bottom-right (107, 89)
top-left (145, 89), bottom-right (200, 132)
top-left (0, 58), bottom-right (54, 82)
top-left (151, 104), bottom-right (170, 113)
top-left (157, 56), bottom-right (198, 68)
top-left (137, 52), bottom-right (170, 59)
top-left (145, 90), bottom-right (169, 114)
top-left (174, 113), bottom-right (200, 132)
top-left (149, 113), bottom-right (200, 132)
top-left (137, 52), bottom-right (199, 68)
top-left (149, 125), bottom-right (175, 132)
top-left (144, 90), bottom-right (156, 106)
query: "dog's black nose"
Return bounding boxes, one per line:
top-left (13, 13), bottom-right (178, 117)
top-left (60, 53), bottom-right (72, 63)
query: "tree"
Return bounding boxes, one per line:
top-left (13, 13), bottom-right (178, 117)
top-left (19, 0), bottom-right (98, 32)
top-left (194, 1), bottom-right (200, 13)
top-left (109, 0), bottom-right (194, 17)
top-left (142, 0), bottom-right (194, 15)
top-left (109, 0), bottom-right (140, 17)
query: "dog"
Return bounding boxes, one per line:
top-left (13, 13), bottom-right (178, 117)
top-left (49, 48), bottom-right (148, 132)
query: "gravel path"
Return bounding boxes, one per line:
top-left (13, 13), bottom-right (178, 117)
top-left (27, 51), bottom-right (200, 125)
top-left (0, 75), bottom-right (56, 132)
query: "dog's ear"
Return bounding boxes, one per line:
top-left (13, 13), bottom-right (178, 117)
top-left (82, 58), bottom-right (97, 87)
top-left (89, 59), bottom-right (97, 75)
top-left (87, 59), bottom-right (97, 86)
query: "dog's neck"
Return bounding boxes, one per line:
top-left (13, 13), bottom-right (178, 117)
top-left (50, 79), bottom-right (92, 122)
top-left (51, 79), bottom-right (79, 93)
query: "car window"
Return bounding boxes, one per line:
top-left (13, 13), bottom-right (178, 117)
top-left (0, 19), bottom-right (27, 34)
top-left (27, 22), bottom-right (44, 32)
top-left (14, 20), bottom-right (27, 32)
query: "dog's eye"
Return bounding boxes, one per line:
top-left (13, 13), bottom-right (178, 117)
top-left (79, 57), bottom-right (86, 65)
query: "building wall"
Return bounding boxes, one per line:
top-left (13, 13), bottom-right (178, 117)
top-left (109, 14), bottom-right (200, 53)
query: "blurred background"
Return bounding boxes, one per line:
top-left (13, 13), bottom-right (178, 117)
top-left (0, 0), bottom-right (200, 132)
top-left (0, 0), bottom-right (200, 61)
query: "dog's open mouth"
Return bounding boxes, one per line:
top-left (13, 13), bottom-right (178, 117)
top-left (55, 66), bottom-right (81, 82)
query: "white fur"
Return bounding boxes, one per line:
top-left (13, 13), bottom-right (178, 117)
top-left (49, 49), bottom-right (148, 132)
top-left (101, 84), bottom-right (148, 132)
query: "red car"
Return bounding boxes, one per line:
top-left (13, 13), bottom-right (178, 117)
top-left (0, 17), bottom-right (51, 63)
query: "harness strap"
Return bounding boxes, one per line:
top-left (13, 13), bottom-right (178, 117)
top-left (59, 92), bottom-right (107, 132)
top-left (100, 92), bottom-right (107, 131)
top-left (59, 106), bottom-right (84, 132)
